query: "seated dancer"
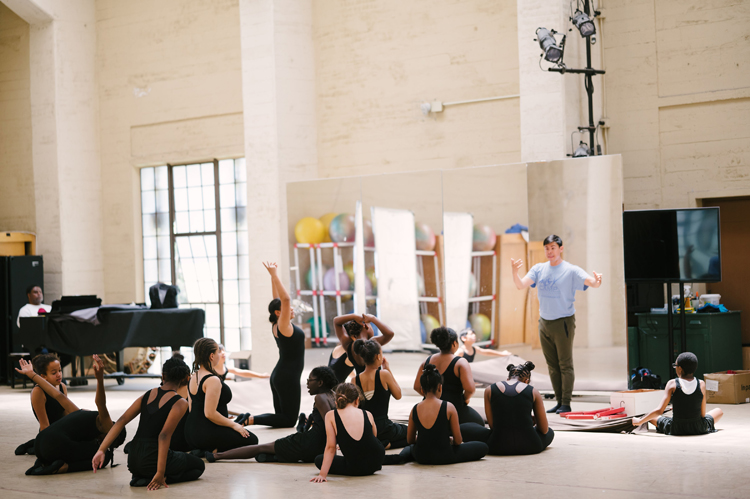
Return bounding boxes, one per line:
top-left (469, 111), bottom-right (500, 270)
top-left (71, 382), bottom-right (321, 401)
top-left (185, 338), bottom-right (257, 454)
top-left (388, 364), bottom-right (488, 465)
top-left (15, 353), bottom-right (73, 456)
top-left (456, 328), bottom-right (512, 363)
top-left (413, 326), bottom-right (484, 425)
top-left (215, 344), bottom-right (270, 427)
top-left (16, 355), bottom-right (127, 475)
top-left (93, 357), bottom-right (204, 489)
top-left (352, 339), bottom-right (408, 449)
top-left (244, 262), bottom-right (304, 428)
top-left (632, 352), bottom-right (723, 435)
top-left (205, 366), bottom-right (337, 464)
top-left (311, 383), bottom-right (385, 481)
top-left (330, 313), bottom-right (394, 383)
top-left (460, 361), bottom-right (554, 455)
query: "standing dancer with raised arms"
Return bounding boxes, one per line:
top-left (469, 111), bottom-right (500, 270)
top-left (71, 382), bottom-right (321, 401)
top-left (511, 234), bottom-right (602, 414)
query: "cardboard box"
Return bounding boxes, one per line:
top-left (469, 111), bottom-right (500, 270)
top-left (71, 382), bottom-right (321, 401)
top-left (704, 371), bottom-right (750, 404)
top-left (743, 347), bottom-right (750, 371)
top-left (610, 389), bottom-right (665, 416)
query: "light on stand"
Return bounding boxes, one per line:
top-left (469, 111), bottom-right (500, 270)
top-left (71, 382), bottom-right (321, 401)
top-left (571, 10), bottom-right (596, 37)
top-left (573, 141), bottom-right (590, 158)
top-left (535, 28), bottom-right (563, 63)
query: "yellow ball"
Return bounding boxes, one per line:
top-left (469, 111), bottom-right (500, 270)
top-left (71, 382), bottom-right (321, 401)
top-left (295, 217), bottom-right (326, 244)
top-left (319, 213), bottom-right (337, 243)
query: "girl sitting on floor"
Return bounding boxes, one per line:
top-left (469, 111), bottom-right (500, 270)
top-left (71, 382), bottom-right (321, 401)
top-left (93, 357), bottom-right (204, 489)
top-left (632, 352), bottom-right (723, 435)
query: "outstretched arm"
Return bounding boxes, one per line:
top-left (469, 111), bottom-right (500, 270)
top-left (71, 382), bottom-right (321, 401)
top-left (92, 355), bottom-right (113, 431)
top-left (16, 359), bottom-right (79, 414)
top-left (632, 382), bottom-right (674, 426)
top-left (92, 395), bottom-right (142, 472)
top-left (511, 259), bottom-right (534, 290)
top-left (475, 346), bottom-right (512, 357)
top-left (584, 271), bottom-right (603, 288)
top-left (363, 314), bottom-right (394, 346)
top-left (263, 262), bottom-right (293, 336)
top-left (227, 367), bottom-right (270, 379)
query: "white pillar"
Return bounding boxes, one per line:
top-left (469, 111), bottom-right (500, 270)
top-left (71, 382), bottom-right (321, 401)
top-left (239, 0), bottom-right (318, 371)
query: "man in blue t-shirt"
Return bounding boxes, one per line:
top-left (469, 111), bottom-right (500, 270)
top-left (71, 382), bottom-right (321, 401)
top-left (511, 235), bottom-right (603, 414)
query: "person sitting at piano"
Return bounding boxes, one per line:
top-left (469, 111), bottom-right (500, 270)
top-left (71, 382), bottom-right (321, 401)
top-left (17, 285), bottom-right (51, 328)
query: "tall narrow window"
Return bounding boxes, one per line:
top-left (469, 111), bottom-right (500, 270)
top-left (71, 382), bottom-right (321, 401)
top-left (140, 159), bottom-right (249, 352)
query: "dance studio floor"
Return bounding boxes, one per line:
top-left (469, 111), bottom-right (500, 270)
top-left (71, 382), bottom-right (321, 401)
top-left (2, 348), bottom-right (749, 498)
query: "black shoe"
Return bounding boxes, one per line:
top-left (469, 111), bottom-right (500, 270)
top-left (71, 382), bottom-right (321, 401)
top-left (296, 413), bottom-right (307, 433)
top-left (256, 453), bottom-right (277, 463)
top-left (15, 439), bottom-right (35, 456)
top-left (205, 452), bottom-right (216, 463)
top-left (546, 403), bottom-right (562, 413)
top-left (130, 476), bottom-right (149, 487)
top-left (383, 454), bottom-right (406, 466)
top-left (190, 449), bottom-right (206, 457)
top-left (556, 405), bottom-right (572, 414)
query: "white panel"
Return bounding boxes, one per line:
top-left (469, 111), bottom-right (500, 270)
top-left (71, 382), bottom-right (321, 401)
top-left (444, 212), bottom-right (474, 332)
top-left (372, 207), bottom-right (420, 350)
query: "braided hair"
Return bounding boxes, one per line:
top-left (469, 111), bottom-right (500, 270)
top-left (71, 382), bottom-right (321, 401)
top-left (334, 382), bottom-right (363, 409)
top-left (420, 363), bottom-right (443, 394)
top-left (507, 361), bottom-right (535, 381)
top-left (352, 339), bottom-right (381, 365)
top-left (162, 357), bottom-right (190, 386)
top-left (191, 337), bottom-right (221, 378)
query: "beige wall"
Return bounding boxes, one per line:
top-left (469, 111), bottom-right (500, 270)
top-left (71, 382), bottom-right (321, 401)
top-left (602, 0), bottom-right (750, 209)
top-left (312, 0), bottom-right (521, 177)
top-left (0, 4), bottom-right (34, 232)
top-left (96, 0), bottom-right (244, 303)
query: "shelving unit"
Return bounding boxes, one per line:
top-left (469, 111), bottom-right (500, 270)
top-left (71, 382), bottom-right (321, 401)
top-left (469, 249), bottom-right (497, 337)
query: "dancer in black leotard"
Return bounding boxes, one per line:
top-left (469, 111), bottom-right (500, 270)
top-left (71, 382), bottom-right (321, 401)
top-left (15, 354), bottom-right (73, 456)
top-left (460, 362), bottom-right (554, 455)
top-left (456, 329), bottom-right (512, 363)
top-left (352, 339), bottom-right (407, 449)
top-left (244, 262), bottom-right (305, 429)
top-left (330, 312), bottom-right (394, 382)
top-left (16, 355), bottom-right (126, 475)
top-left (312, 383), bottom-right (385, 481)
top-left (185, 338), bottom-right (257, 453)
top-left (388, 364), bottom-right (487, 465)
top-left (414, 327), bottom-right (484, 425)
top-left (93, 358), bottom-right (204, 489)
top-left (205, 366), bottom-right (338, 464)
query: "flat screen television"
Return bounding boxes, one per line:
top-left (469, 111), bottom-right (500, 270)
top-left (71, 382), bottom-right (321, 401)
top-left (623, 208), bottom-right (721, 283)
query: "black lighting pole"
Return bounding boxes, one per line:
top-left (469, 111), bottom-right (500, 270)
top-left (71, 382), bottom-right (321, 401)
top-left (547, 0), bottom-right (604, 155)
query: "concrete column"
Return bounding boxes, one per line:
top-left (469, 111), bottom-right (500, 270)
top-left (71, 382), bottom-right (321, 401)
top-left (239, 0), bottom-right (318, 371)
top-left (517, 0), bottom-right (603, 162)
top-left (5, 0), bottom-right (103, 300)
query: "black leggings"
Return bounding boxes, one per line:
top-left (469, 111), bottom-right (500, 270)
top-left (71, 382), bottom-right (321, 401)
top-left (455, 404), bottom-right (485, 426)
top-left (253, 365), bottom-right (301, 428)
top-left (128, 440), bottom-right (205, 486)
top-left (460, 422), bottom-right (554, 455)
top-left (397, 441), bottom-right (488, 465)
top-left (34, 430), bottom-right (99, 472)
top-left (314, 454), bottom-right (380, 477)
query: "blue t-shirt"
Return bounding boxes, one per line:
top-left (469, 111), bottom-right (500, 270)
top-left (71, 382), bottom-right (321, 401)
top-left (524, 261), bottom-right (589, 320)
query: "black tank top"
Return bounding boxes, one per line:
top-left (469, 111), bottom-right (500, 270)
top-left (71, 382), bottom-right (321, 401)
top-left (32, 384), bottom-right (66, 425)
top-left (673, 379), bottom-right (703, 421)
top-left (329, 352), bottom-right (354, 383)
top-left (463, 348), bottom-right (476, 363)
top-left (334, 409), bottom-right (384, 473)
top-left (413, 400), bottom-right (451, 456)
top-left (355, 370), bottom-right (390, 421)
top-left (490, 381), bottom-right (534, 429)
top-left (134, 387), bottom-right (181, 439)
top-left (189, 374), bottom-right (232, 418)
top-left (427, 355), bottom-right (465, 407)
top-left (345, 343), bottom-right (367, 375)
top-left (274, 323), bottom-right (305, 365)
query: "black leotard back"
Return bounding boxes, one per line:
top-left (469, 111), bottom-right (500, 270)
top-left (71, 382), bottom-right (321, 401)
top-left (486, 381), bottom-right (546, 455)
top-left (412, 400), bottom-right (452, 463)
top-left (134, 388), bottom-right (181, 439)
top-left (333, 409), bottom-right (384, 475)
top-left (346, 343), bottom-right (367, 375)
top-left (32, 384), bottom-right (66, 425)
top-left (329, 351), bottom-right (354, 383)
top-left (355, 370), bottom-right (390, 420)
top-left (427, 355), bottom-right (464, 407)
top-left (672, 379), bottom-right (703, 420)
top-left (463, 348), bottom-right (476, 363)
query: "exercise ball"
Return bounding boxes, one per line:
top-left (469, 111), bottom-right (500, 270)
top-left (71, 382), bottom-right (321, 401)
top-left (472, 224), bottom-right (497, 252)
top-left (364, 276), bottom-right (373, 296)
top-left (343, 261), bottom-right (355, 288)
top-left (295, 217), bottom-right (326, 244)
top-left (366, 267), bottom-right (377, 294)
top-left (319, 213), bottom-right (337, 243)
top-left (417, 273), bottom-right (425, 296)
top-left (363, 219), bottom-right (375, 247)
top-left (468, 273), bottom-right (477, 297)
top-left (421, 313), bottom-right (441, 337)
top-left (469, 313), bottom-right (492, 341)
top-left (323, 267), bottom-right (350, 291)
top-left (415, 222), bottom-right (436, 251)
top-left (329, 213), bottom-right (356, 243)
top-left (306, 263), bottom-right (328, 289)
top-left (420, 320), bottom-right (427, 343)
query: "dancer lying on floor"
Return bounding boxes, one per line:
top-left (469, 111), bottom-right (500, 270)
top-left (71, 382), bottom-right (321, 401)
top-left (414, 326), bottom-right (484, 425)
top-left (460, 361), bottom-right (554, 455)
top-left (353, 339), bottom-right (408, 449)
top-left (456, 328), bottom-right (512, 363)
top-left (388, 364), bottom-right (488, 465)
top-left (632, 352), bottom-right (723, 435)
top-left (330, 312), bottom-right (395, 382)
top-left (16, 355), bottom-right (126, 475)
top-left (15, 353), bottom-right (74, 456)
top-left (185, 338), bottom-right (257, 454)
top-left (205, 366), bottom-right (337, 464)
top-left (93, 357), bottom-right (204, 489)
top-left (311, 383), bottom-right (385, 481)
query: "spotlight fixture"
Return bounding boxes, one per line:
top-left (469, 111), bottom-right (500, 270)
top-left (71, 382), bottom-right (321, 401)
top-left (535, 28), bottom-right (564, 63)
top-left (573, 141), bottom-right (590, 158)
top-left (571, 10), bottom-right (596, 37)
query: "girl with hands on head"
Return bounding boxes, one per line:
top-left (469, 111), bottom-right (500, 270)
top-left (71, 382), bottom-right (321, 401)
top-left (330, 312), bottom-right (395, 381)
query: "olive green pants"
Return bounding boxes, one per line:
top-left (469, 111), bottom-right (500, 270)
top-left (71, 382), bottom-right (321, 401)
top-left (539, 315), bottom-right (576, 406)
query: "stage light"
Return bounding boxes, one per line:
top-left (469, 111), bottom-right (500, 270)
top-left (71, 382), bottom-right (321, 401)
top-left (573, 141), bottom-right (590, 157)
top-left (535, 28), bottom-right (563, 63)
top-left (571, 10), bottom-right (595, 37)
